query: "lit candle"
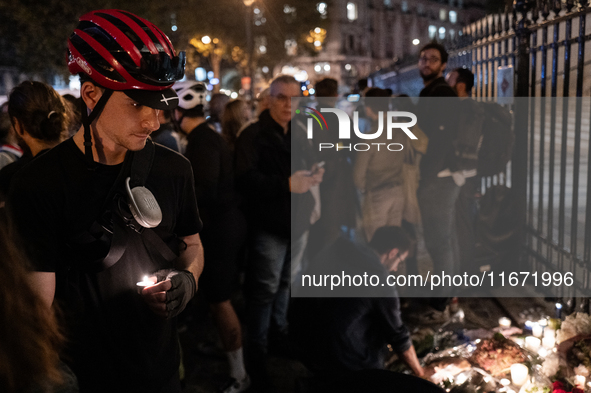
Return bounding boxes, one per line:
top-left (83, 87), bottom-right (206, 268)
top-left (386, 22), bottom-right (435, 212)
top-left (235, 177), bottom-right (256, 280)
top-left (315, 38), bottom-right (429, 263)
top-left (532, 323), bottom-right (543, 338)
top-left (544, 328), bottom-right (555, 338)
top-left (525, 336), bottom-right (541, 352)
top-left (538, 318), bottom-right (548, 327)
top-left (500, 378), bottom-right (511, 386)
top-left (575, 375), bottom-right (586, 387)
top-left (538, 347), bottom-right (548, 358)
top-left (511, 364), bottom-right (529, 387)
top-left (542, 335), bottom-right (555, 349)
top-left (499, 317), bottom-right (512, 329)
top-left (136, 275), bottom-right (155, 294)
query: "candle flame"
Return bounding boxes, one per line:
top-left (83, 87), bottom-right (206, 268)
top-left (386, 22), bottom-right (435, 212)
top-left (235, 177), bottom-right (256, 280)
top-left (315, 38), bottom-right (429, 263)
top-left (143, 275), bottom-right (149, 283)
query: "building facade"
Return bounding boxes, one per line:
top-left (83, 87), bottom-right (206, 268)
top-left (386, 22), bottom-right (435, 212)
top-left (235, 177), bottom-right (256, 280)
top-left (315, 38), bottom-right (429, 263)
top-left (280, 0), bottom-right (486, 92)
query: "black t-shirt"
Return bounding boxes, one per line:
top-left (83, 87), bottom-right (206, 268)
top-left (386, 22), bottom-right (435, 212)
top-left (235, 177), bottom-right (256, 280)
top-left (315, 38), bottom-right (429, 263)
top-left (184, 121), bottom-right (238, 228)
top-left (7, 138), bottom-right (202, 393)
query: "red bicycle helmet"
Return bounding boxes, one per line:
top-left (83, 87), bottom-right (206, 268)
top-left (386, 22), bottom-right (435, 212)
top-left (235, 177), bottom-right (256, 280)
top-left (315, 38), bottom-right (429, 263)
top-left (68, 9), bottom-right (185, 97)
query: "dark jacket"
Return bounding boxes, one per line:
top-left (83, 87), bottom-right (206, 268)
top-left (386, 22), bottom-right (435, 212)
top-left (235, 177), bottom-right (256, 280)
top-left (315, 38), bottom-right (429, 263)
top-left (235, 109), bottom-right (314, 238)
top-left (417, 77), bottom-right (459, 179)
top-left (290, 236), bottom-right (411, 373)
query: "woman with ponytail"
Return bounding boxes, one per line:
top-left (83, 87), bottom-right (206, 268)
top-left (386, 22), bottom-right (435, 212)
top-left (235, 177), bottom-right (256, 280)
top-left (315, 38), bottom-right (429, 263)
top-left (0, 81), bottom-right (69, 203)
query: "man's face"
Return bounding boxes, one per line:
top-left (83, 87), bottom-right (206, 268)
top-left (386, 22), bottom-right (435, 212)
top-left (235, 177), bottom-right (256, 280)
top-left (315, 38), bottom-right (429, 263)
top-left (95, 91), bottom-right (160, 153)
top-left (384, 249), bottom-right (409, 272)
top-left (269, 82), bottom-right (301, 126)
top-left (419, 48), bottom-right (446, 82)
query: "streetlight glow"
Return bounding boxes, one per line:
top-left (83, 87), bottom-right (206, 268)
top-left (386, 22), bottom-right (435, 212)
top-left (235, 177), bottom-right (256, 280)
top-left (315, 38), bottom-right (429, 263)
top-left (412, 38), bottom-right (420, 45)
top-left (202, 36), bottom-right (211, 44)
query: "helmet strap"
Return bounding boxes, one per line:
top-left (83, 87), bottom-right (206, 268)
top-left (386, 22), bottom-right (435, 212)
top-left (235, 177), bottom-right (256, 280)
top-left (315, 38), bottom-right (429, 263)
top-left (80, 89), bottom-right (114, 169)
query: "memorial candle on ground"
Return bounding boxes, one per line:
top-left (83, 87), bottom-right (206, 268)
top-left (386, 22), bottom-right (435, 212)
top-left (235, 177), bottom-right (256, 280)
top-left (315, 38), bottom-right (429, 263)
top-left (511, 364), bottom-right (529, 387)
top-left (525, 336), bottom-right (541, 352)
top-left (499, 317), bottom-right (511, 329)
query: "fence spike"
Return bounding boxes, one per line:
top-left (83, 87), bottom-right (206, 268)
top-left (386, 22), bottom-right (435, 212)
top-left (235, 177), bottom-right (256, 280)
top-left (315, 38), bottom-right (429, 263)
top-left (553, 0), bottom-right (562, 15)
top-left (541, 0), bottom-right (551, 20)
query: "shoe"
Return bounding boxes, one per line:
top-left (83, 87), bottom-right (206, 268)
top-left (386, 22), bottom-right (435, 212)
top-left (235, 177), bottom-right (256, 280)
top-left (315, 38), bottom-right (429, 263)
top-left (220, 375), bottom-right (251, 393)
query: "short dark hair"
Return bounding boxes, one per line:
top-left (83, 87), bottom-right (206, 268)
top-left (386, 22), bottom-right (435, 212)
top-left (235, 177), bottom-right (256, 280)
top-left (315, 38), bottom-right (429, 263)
top-left (315, 78), bottom-right (338, 97)
top-left (453, 67), bottom-right (475, 92)
top-left (420, 42), bottom-right (449, 64)
top-left (364, 87), bottom-right (390, 113)
top-left (0, 112), bottom-right (12, 144)
top-left (369, 226), bottom-right (412, 255)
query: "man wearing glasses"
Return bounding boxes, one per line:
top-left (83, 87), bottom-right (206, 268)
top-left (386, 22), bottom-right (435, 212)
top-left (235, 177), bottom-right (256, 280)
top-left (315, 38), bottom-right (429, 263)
top-left (235, 75), bottom-right (324, 388)
top-left (415, 43), bottom-right (460, 322)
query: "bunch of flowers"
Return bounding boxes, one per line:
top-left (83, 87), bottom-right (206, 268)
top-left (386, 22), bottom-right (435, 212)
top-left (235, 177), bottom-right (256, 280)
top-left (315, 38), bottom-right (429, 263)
top-left (557, 313), bottom-right (591, 344)
top-left (551, 381), bottom-right (584, 393)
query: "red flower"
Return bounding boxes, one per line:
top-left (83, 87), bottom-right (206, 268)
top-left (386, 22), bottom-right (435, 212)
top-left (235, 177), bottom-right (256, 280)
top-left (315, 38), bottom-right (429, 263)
top-left (552, 381), bottom-right (565, 390)
top-left (572, 388), bottom-right (585, 393)
top-left (552, 389), bottom-right (567, 393)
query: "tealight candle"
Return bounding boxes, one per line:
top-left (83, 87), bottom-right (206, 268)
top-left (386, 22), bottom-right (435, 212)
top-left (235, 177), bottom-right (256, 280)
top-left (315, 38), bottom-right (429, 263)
top-left (532, 323), bottom-right (543, 338)
top-left (575, 375), bottom-right (586, 387)
top-left (499, 317), bottom-right (512, 329)
top-left (525, 336), bottom-right (541, 352)
top-left (136, 275), bottom-right (156, 294)
top-left (538, 318), bottom-right (548, 327)
top-left (500, 378), bottom-right (511, 386)
top-left (542, 335), bottom-right (555, 349)
top-left (511, 364), bottom-right (529, 387)
top-left (538, 347), bottom-right (548, 358)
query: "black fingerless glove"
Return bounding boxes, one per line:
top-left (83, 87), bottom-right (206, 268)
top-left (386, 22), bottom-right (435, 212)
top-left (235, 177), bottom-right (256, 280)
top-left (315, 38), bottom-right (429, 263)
top-left (154, 269), bottom-right (196, 318)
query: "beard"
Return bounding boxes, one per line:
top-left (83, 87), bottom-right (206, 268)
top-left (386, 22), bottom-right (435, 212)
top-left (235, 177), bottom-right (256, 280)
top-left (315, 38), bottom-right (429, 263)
top-left (420, 69), bottom-right (438, 83)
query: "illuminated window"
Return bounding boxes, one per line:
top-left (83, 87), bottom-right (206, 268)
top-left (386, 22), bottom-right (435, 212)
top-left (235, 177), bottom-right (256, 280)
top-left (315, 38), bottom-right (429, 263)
top-left (401, 1), bottom-right (408, 12)
top-left (449, 29), bottom-right (455, 39)
top-left (439, 26), bottom-right (446, 40)
top-left (347, 3), bottom-right (358, 20)
top-left (440, 9), bottom-right (446, 21)
top-left (449, 10), bottom-right (457, 23)
top-left (417, 4), bottom-right (424, 15)
top-left (429, 25), bottom-right (437, 39)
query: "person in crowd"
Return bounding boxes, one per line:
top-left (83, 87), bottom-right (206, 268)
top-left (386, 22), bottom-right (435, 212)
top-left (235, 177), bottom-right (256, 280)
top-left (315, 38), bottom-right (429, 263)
top-left (391, 95), bottom-right (428, 279)
top-left (221, 99), bottom-right (251, 151)
top-left (0, 81), bottom-right (69, 204)
top-left (0, 212), bottom-right (78, 393)
top-left (290, 226), bottom-right (424, 380)
top-left (181, 86), bottom-right (250, 393)
top-left (0, 111), bottom-right (22, 171)
top-left (307, 78), bottom-right (359, 258)
top-left (209, 93), bottom-right (230, 133)
top-left (61, 94), bottom-right (82, 137)
top-left (446, 67), bottom-right (485, 276)
top-left (353, 88), bottom-right (410, 242)
top-left (254, 87), bottom-right (270, 118)
top-left (151, 110), bottom-right (183, 153)
top-left (6, 10), bottom-right (203, 392)
top-left (416, 42), bottom-right (460, 320)
top-left (235, 74), bottom-right (324, 388)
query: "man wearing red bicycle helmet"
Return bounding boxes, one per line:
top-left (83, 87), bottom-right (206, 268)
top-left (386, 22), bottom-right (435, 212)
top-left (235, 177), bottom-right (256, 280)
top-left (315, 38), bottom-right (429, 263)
top-left (7, 10), bottom-right (203, 393)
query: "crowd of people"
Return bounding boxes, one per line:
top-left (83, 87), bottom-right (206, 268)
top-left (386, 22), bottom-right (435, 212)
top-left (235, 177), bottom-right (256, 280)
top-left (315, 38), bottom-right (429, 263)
top-left (0, 8), bottom-right (508, 393)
